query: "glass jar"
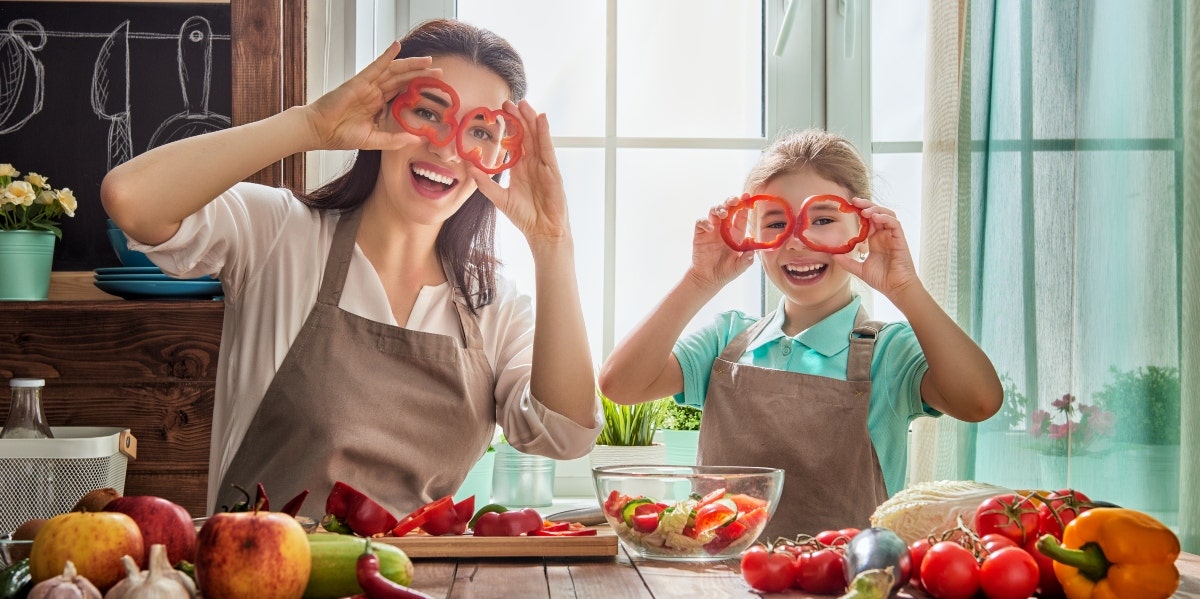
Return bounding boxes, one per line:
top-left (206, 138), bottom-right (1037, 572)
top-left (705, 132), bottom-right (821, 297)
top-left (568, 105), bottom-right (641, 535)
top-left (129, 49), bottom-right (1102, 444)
top-left (1, 378), bottom-right (54, 439)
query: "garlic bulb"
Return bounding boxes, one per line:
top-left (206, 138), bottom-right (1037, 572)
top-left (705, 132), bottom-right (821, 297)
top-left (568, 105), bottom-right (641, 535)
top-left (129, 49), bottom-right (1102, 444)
top-left (27, 560), bottom-right (103, 599)
top-left (103, 544), bottom-right (196, 599)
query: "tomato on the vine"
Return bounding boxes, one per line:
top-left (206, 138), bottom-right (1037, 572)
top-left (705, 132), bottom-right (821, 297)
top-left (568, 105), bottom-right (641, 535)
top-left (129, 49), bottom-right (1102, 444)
top-left (920, 541), bottom-right (979, 599)
top-left (908, 538), bottom-right (932, 590)
top-left (740, 545), bottom-right (794, 593)
top-left (1037, 488), bottom-right (1092, 540)
top-left (973, 493), bottom-right (1041, 545)
top-left (814, 528), bottom-right (855, 546)
top-left (979, 546), bottom-right (1039, 599)
top-left (1023, 535), bottom-right (1065, 599)
top-left (793, 548), bottom-right (846, 594)
top-left (980, 533), bottom-right (1019, 554)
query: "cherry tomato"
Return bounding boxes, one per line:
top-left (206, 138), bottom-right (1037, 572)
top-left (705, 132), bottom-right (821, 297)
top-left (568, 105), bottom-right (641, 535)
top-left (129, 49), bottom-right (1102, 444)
top-left (908, 538), bottom-right (932, 590)
top-left (979, 546), bottom-right (1039, 599)
top-left (920, 541), bottom-right (980, 599)
top-left (838, 527), bottom-right (862, 540)
top-left (973, 493), bottom-right (1041, 545)
top-left (793, 548), bottom-right (846, 594)
top-left (814, 528), bottom-right (855, 546)
top-left (980, 533), bottom-right (1019, 554)
top-left (1023, 535), bottom-right (1065, 599)
top-left (740, 545), bottom-right (794, 593)
top-left (1037, 488), bottom-right (1092, 540)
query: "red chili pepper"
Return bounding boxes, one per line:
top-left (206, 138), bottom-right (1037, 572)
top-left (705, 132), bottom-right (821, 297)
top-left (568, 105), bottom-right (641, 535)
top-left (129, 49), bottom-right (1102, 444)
top-left (323, 481), bottom-right (399, 537)
top-left (389, 77), bottom-right (460, 147)
top-left (472, 508), bottom-right (544, 537)
top-left (281, 489), bottom-right (309, 517)
top-left (718, 193), bottom-right (868, 254)
top-left (455, 107), bottom-right (524, 174)
top-left (357, 539), bottom-right (436, 599)
top-left (798, 194), bottom-right (869, 254)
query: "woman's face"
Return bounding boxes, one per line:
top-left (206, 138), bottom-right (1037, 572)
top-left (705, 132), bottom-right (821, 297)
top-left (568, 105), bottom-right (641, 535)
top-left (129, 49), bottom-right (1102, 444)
top-left (756, 169), bottom-right (858, 311)
top-left (376, 55), bottom-right (511, 226)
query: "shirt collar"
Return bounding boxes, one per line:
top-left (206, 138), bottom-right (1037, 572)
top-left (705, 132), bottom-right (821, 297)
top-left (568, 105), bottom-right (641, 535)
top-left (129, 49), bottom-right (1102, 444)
top-left (745, 296), bottom-right (862, 357)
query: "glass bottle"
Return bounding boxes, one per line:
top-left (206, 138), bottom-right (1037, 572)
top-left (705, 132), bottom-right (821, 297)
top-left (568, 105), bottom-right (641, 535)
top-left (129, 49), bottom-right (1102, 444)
top-left (1, 378), bottom-right (54, 439)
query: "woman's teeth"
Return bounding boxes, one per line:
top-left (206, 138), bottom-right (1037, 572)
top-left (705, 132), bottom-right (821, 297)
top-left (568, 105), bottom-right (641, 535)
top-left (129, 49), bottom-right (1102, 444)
top-left (412, 166), bottom-right (455, 188)
top-left (784, 264), bottom-right (826, 279)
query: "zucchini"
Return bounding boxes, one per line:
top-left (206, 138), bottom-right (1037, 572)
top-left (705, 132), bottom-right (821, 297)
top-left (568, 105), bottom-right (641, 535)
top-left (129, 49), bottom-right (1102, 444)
top-left (303, 534), bottom-right (413, 599)
top-left (0, 558), bottom-right (32, 599)
top-left (841, 527), bottom-right (911, 599)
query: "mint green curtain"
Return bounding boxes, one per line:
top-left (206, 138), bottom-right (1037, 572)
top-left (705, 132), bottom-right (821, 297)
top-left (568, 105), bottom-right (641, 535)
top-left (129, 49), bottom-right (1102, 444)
top-left (960, 0), bottom-right (1196, 550)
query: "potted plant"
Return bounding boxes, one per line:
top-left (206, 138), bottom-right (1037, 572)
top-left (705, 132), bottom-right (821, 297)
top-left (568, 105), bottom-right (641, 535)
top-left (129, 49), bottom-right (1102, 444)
top-left (659, 401), bottom-right (702, 465)
top-left (589, 393), bottom-right (670, 470)
top-left (0, 164), bottom-right (78, 300)
top-left (490, 434), bottom-right (555, 508)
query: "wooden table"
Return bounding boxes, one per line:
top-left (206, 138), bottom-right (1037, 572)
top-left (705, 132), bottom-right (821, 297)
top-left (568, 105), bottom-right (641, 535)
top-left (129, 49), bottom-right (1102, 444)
top-left (404, 549), bottom-right (1200, 598)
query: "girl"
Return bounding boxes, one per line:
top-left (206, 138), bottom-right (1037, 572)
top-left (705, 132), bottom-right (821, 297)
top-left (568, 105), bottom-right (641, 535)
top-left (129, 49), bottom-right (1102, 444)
top-left (598, 129), bottom-right (1001, 538)
top-left (102, 19), bottom-right (601, 518)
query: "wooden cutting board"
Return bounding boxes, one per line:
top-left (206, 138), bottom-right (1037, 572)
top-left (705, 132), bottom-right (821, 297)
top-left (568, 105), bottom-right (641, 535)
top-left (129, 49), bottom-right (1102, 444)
top-left (374, 527), bottom-right (618, 558)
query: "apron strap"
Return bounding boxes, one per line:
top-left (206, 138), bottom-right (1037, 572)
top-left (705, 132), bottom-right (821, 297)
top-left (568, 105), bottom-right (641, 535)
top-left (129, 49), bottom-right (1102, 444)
top-left (716, 312), bottom-right (776, 363)
top-left (441, 259), bottom-right (486, 351)
top-left (316, 209), bottom-right (363, 306)
top-left (848, 308), bottom-right (885, 383)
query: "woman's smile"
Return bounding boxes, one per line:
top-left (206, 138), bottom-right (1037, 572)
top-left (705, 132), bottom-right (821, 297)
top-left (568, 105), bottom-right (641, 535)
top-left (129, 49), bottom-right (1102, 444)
top-left (409, 160), bottom-right (460, 199)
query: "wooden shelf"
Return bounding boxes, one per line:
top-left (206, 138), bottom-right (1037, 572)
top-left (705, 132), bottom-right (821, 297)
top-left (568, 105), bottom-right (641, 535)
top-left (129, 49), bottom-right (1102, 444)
top-left (0, 300), bottom-right (223, 517)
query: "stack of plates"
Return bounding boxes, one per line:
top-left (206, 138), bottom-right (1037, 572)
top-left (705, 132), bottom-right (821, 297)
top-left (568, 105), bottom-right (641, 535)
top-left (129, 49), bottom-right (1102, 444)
top-left (93, 267), bottom-right (224, 300)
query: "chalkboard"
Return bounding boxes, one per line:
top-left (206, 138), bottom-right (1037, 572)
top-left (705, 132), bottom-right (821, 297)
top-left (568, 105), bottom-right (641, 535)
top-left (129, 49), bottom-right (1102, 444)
top-left (0, 2), bottom-right (232, 270)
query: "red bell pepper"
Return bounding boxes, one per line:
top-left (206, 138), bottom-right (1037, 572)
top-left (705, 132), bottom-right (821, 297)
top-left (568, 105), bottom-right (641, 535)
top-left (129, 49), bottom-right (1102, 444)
top-left (390, 77), bottom-right (460, 147)
top-left (323, 481), bottom-right (399, 537)
top-left (718, 193), bottom-right (868, 254)
top-left (797, 194), bottom-right (869, 254)
top-left (530, 528), bottom-right (598, 537)
top-left (472, 508), bottom-right (544, 537)
top-left (455, 107), bottom-right (524, 175)
top-left (417, 495), bottom-right (475, 536)
top-left (719, 195), bottom-right (794, 251)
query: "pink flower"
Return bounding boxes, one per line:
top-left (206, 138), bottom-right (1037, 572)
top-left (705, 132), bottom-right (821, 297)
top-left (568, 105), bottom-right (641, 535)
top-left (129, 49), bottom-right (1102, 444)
top-left (1047, 421), bottom-right (1077, 440)
top-left (1028, 410), bottom-right (1051, 437)
top-left (1051, 393), bottom-right (1075, 411)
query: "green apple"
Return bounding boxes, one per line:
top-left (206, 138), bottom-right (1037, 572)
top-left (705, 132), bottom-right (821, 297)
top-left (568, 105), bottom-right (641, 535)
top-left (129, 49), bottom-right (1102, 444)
top-left (195, 511), bottom-right (311, 599)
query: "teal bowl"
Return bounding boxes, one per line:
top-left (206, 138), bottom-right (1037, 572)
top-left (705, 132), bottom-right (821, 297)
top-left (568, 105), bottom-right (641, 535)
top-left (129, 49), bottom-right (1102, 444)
top-left (106, 228), bottom-right (156, 268)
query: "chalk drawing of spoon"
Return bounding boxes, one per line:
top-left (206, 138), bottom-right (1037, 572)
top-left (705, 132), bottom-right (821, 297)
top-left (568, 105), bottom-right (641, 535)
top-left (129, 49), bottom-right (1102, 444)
top-left (148, 16), bottom-right (230, 150)
top-left (91, 21), bottom-right (132, 170)
top-left (0, 19), bottom-right (47, 135)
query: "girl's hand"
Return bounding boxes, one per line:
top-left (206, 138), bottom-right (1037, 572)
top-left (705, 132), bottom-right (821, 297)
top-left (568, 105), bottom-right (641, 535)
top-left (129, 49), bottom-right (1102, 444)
top-left (832, 197), bottom-right (921, 298)
top-left (303, 41), bottom-right (440, 151)
top-left (686, 196), bottom-right (756, 292)
top-left (471, 99), bottom-right (571, 249)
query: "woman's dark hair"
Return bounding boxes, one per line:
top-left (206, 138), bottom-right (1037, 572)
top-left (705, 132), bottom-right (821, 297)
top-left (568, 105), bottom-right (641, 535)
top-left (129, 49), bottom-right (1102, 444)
top-left (297, 19), bottom-right (527, 313)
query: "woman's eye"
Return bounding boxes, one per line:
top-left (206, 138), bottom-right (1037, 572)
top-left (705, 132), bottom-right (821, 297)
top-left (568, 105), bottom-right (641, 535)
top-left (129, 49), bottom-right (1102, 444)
top-left (467, 126), bottom-right (496, 143)
top-left (415, 107), bottom-right (440, 122)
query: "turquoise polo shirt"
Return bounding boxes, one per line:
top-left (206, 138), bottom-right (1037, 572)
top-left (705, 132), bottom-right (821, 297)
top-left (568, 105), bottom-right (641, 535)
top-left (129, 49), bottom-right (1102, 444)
top-left (672, 296), bottom-right (936, 497)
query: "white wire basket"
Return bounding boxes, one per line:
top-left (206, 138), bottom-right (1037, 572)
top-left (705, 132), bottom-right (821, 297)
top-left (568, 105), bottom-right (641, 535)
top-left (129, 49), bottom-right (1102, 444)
top-left (0, 427), bottom-right (137, 534)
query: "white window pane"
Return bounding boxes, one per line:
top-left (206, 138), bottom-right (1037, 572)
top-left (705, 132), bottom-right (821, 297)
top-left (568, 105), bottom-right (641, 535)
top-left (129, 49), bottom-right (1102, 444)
top-left (616, 0), bottom-right (762, 138)
top-left (496, 149), bottom-right (605, 363)
top-left (457, 0), bottom-right (606, 137)
top-left (868, 152), bottom-right (924, 323)
top-left (870, 2), bottom-right (926, 142)
top-left (614, 149), bottom-right (763, 343)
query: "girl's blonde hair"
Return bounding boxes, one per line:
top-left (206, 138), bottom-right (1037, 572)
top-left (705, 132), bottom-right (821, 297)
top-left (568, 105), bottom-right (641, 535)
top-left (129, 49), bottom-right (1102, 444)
top-left (744, 129), bottom-right (871, 199)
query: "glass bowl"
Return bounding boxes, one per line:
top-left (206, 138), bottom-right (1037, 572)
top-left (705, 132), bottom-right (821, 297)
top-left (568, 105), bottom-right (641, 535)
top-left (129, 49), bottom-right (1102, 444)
top-left (592, 464), bottom-right (783, 561)
top-left (0, 535), bottom-right (34, 569)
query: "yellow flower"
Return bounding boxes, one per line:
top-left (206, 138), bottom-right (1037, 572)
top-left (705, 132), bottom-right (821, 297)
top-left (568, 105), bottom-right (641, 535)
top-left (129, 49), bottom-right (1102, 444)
top-left (24, 172), bottom-right (48, 189)
top-left (5, 181), bottom-right (36, 207)
top-left (57, 188), bottom-right (77, 217)
top-left (35, 190), bottom-right (56, 205)
top-left (0, 164), bottom-right (18, 178)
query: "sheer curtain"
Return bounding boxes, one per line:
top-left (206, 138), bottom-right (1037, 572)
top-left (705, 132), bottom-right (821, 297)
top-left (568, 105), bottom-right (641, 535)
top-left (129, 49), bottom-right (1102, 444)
top-left (916, 0), bottom-right (1198, 552)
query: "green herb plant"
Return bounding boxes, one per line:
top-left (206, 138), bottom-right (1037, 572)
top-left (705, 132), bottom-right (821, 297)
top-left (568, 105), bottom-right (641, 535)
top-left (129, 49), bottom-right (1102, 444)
top-left (596, 393), bottom-right (669, 446)
top-left (661, 401), bottom-right (702, 432)
top-left (1093, 365), bottom-right (1180, 446)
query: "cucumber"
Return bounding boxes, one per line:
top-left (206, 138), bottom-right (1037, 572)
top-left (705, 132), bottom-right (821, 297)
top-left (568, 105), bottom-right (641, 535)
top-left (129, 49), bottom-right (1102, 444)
top-left (303, 534), bottom-right (414, 599)
top-left (620, 498), bottom-right (654, 527)
top-left (0, 558), bottom-right (32, 599)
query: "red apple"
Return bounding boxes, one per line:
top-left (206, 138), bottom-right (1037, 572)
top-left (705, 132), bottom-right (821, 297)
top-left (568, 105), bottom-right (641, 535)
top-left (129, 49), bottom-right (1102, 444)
top-left (104, 495), bottom-right (198, 566)
top-left (195, 511), bottom-right (311, 599)
top-left (29, 511), bottom-right (144, 591)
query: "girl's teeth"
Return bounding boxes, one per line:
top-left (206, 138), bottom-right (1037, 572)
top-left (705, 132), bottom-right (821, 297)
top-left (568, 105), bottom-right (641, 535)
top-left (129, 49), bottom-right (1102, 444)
top-left (413, 167), bottom-right (454, 186)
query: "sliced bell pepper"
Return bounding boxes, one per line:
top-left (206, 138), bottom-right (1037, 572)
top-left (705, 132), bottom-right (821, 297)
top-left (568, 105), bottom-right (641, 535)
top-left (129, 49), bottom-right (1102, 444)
top-left (323, 481), bottom-right (399, 537)
top-left (1035, 507), bottom-right (1180, 599)
top-left (455, 106), bottom-right (524, 175)
top-left (530, 528), bottom-right (598, 537)
top-left (391, 495), bottom-right (452, 537)
top-left (797, 194), bottom-right (869, 254)
top-left (418, 495), bottom-right (475, 536)
top-left (472, 508), bottom-right (543, 537)
top-left (390, 76), bottom-right (460, 147)
top-left (719, 195), bottom-right (793, 251)
top-left (718, 193), bottom-right (868, 254)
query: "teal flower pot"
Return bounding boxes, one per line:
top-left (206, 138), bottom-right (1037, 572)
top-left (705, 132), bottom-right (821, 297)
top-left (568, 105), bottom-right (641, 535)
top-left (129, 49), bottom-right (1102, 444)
top-left (0, 230), bottom-right (55, 300)
top-left (454, 450), bottom-right (495, 505)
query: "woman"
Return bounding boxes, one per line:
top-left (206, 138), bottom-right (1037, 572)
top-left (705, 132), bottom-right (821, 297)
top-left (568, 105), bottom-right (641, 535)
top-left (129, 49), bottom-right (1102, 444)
top-left (102, 19), bottom-right (601, 518)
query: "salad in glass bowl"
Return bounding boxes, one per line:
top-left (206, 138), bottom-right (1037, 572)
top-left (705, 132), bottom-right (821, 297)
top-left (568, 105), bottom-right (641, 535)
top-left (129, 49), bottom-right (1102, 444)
top-left (593, 465), bottom-right (783, 561)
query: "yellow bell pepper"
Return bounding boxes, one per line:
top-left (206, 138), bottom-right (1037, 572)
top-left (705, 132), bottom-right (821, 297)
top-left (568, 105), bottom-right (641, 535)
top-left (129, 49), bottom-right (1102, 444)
top-left (1035, 507), bottom-right (1180, 599)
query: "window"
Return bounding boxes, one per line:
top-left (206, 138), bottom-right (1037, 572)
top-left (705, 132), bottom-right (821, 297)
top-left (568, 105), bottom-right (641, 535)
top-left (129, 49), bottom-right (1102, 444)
top-left (307, 0), bottom-right (926, 360)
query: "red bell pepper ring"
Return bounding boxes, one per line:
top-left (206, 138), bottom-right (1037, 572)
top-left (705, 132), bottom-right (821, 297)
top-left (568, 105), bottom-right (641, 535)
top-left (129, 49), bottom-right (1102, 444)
top-left (530, 528), bottom-right (598, 537)
top-left (281, 489), bottom-right (309, 518)
top-left (455, 106), bottom-right (524, 175)
top-left (390, 76), bottom-right (460, 147)
top-left (323, 481), bottom-right (399, 537)
top-left (472, 507), bottom-right (544, 537)
top-left (417, 495), bottom-right (475, 536)
top-left (718, 193), bottom-right (868, 254)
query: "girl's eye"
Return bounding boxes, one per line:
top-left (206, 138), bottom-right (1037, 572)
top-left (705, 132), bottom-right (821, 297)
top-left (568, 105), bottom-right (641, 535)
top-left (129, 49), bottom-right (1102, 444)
top-left (811, 217), bottom-right (835, 226)
top-left (764, 220), bottom-right (788, 229)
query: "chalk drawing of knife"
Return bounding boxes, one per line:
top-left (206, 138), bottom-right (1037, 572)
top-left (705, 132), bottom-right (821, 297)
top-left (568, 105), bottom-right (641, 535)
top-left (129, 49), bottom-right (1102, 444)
top-left (91, 21), bottom-right (132, 170)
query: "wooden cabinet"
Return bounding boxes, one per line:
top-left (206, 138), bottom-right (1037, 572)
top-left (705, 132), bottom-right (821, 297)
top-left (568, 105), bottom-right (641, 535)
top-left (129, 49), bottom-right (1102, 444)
top-left (0, 301), bottom-right (222, 517)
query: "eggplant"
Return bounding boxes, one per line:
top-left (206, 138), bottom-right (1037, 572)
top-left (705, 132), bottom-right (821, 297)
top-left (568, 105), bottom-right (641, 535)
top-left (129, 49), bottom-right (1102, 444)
top-left (839, 527), bottom-right (911, 599)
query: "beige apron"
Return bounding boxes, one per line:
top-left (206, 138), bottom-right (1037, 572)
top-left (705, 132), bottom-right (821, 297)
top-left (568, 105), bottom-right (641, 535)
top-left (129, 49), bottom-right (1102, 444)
top-left (697, 308), bottom-right (888, 540)
top-left (217, 208), bottom-right (497, 519)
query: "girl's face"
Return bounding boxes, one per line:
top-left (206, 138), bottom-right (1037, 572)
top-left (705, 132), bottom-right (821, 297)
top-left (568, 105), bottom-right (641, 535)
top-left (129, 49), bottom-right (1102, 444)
top-left (756, 169), bottom-right (858, 311)
top-left (376, 55), bottom-right (511, 225)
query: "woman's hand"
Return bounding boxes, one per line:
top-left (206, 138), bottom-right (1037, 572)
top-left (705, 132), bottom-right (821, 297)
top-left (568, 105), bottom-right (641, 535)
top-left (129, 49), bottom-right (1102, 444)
top-left (303, 41), bottom-right (441, 151)
top-left (685, 196), bottom-right (756, 292)
top-left (832, 197), bottom-right (921, 298)
top-left (471, 99), bottom-right (571, 249)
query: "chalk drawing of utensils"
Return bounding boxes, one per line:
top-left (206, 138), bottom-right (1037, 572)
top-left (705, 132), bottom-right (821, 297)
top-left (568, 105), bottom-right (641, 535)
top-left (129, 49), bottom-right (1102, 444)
top-left (91, 21), bottom-right (132, 170)
top-left (148, 16), bottom-right (230, 150)
top-left (0, 19), bottom-right (47, 135)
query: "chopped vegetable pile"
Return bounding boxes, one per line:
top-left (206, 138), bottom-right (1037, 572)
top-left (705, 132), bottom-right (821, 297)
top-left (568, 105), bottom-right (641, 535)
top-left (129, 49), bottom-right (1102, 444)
top-left (601, 488), bottom-right (769, 556)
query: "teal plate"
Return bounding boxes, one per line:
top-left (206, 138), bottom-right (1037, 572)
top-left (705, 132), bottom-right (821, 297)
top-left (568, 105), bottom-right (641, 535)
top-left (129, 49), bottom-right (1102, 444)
top-left (94, 280), bottom-right (224, 300)
top-left (94, 267), bottom-right (162, 275)
top-left (95, 273), bottom-right (215, 282)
